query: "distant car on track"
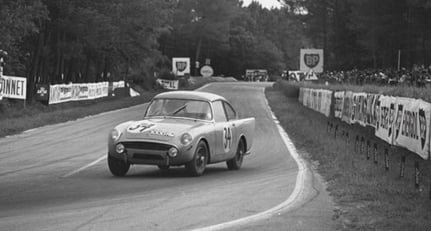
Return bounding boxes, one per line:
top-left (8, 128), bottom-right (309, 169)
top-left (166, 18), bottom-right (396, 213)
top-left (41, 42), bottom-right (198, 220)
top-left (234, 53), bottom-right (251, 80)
top-left (107, 91), bottom-right (255, 176)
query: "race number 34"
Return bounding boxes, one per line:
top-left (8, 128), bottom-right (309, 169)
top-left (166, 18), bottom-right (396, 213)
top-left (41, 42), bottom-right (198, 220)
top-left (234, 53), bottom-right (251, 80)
top-left (223, 126), bottom-right (232, 152)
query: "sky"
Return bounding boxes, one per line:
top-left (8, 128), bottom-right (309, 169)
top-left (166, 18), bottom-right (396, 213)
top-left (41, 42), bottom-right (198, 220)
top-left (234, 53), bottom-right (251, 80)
top-left (242, 0), bottom-right (283, 9)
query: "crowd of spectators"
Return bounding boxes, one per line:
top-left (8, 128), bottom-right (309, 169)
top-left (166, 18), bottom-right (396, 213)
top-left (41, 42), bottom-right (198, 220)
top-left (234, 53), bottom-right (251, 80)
top-left (318, 64), bottom-right (431, 87)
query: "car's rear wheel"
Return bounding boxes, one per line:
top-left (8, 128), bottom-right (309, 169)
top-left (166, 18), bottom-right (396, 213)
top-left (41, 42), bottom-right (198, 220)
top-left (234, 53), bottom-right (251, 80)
top-left (227, 139), bottom-right (245, 170)
top-left (108, 155), bottom-right (130, 176)
top-left (186, 141), bottom-right (208, 176)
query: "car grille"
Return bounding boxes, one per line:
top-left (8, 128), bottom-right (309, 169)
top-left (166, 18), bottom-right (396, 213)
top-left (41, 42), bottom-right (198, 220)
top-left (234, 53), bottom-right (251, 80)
top-left (133, 154), bottom-right (164, 160)
top-left (122, 142), bottom-right (172, 151)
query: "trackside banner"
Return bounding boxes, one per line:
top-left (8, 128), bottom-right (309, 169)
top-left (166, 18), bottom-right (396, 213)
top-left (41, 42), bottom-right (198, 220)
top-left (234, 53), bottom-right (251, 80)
top-left (375, 96), bottom-right (397, 145)
top-left (156, 79), bottom-right (179, 90)
top-left (49, 82), bottom-right (109, 104)
top-left (0, 75), bottom-right (27, 100)
top-left (341, 91), bottom-right (353, 124)
top-left (392, 98), bottom-right (431, 160)
top-left (299, 88), bottom-right (431, 159)
top-left (334, 91), bottom-right (345, 119)
top-left (289, 71), bottom-right (318, 81)
top-left (299, 88), bottom-right (332, 117)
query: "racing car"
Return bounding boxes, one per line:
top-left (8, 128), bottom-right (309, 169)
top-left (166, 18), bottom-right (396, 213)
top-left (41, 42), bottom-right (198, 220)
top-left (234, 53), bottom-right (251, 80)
top-left (107, 91), bottom-right (255, 176)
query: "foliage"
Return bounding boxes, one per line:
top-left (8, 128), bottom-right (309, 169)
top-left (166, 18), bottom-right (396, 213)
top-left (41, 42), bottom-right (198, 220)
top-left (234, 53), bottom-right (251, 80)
top-left (280, 0), bottom-right (431, 69)
top-left (2, 0), bottom-right (430, 96)
top-left (158, 69), bottom-right (176, 80)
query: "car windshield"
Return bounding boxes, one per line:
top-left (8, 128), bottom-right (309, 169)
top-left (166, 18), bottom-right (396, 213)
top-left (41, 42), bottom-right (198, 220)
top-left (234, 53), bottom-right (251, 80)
top-left (145, 99), bottom-right (213, 120)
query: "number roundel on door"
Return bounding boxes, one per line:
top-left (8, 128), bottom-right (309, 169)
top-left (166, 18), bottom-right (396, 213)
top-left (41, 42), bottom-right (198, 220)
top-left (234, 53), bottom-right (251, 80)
top-left (223, 126), bottom-right (232, 152)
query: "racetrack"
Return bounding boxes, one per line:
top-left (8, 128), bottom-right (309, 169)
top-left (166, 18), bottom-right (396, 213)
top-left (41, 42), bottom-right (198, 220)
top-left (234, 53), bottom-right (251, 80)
top-left (0, 82), bottom-right (336, 231)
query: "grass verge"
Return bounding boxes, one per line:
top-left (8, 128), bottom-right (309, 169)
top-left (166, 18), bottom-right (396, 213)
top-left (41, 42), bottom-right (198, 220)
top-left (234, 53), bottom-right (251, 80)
top-left (265, 85), bottom-right (431, 230)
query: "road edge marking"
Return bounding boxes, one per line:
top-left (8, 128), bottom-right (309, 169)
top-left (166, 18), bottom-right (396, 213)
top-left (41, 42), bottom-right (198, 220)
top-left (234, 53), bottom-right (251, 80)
top-left (191, 86), bottom-right (309, 231)
top-left (62, 155), bottom-right (107, 178)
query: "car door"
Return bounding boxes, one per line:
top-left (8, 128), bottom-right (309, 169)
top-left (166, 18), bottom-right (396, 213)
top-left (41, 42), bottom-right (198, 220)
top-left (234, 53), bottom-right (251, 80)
top-left (223, 101), bottom-right (238, 159)
top-left (212, 100), bottom-right (235, 161)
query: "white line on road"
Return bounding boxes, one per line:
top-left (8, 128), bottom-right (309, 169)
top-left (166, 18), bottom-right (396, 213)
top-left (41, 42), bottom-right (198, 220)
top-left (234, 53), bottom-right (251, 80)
top-left (62, 155), bottom-right (107, 178)
top-left (192, 87), bottom-right (309, 231)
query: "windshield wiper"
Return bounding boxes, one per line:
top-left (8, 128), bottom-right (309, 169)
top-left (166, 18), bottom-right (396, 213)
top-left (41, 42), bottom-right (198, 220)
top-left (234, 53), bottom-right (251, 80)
top-left (168, 105), bottom-right (187, 116)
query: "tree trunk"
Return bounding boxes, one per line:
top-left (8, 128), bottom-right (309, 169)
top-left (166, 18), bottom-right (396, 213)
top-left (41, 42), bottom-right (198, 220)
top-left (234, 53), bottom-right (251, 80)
top-left (194, 36), bottom-right (203, 76)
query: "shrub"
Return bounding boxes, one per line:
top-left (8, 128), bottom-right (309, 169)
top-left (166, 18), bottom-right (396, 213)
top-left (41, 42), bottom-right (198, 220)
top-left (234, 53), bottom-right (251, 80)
top-left (158, 69), bottom-right (176, 80)
top-left (273, 80), bottom-right (300, 98)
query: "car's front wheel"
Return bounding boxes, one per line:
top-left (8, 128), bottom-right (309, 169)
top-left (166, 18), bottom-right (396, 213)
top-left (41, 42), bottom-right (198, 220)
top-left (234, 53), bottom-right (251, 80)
top-left (227, 139), bottom-right (245, 170)
top-left (186, 141), bottom-right (208, 176)
top-left (108, 155), bottom-right (130, 176)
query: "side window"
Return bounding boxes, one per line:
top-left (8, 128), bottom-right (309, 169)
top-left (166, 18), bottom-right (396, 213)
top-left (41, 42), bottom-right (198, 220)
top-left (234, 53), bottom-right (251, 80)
top-left (223, 101), bottom-right (237, 121)
top-left (212, 101), bottom-right (227, 122)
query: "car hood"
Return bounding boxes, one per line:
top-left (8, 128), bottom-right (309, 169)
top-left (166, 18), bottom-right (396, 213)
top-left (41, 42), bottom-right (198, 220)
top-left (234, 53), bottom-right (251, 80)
top-left (123, 118), bottom-right (207, 141)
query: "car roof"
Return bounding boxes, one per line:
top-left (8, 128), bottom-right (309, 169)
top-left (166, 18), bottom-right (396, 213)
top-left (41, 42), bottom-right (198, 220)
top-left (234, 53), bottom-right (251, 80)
top-left (153, 91), bottom-right (226, 102)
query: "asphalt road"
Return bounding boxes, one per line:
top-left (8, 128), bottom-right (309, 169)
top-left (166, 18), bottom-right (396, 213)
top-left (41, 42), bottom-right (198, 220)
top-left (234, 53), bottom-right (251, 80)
top-left (0, 82), bottom-right (336, 231)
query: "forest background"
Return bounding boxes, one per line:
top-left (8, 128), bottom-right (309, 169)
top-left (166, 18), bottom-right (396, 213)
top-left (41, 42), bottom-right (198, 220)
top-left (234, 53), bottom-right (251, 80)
top-left (1, 0), bottom-right (431, 100)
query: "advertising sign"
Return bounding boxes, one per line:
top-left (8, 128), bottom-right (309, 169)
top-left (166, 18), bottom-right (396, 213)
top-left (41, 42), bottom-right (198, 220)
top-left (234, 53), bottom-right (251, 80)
top-left (334, 91), bottom-right (345, 119)
top-left (35, 84), bottom-right (49, 102)
top-left (172, 57), bottom-right (190, 76)
top-left (300, 49), bottom-right (324, 73)
top-left (49, 82), bottom-right (109, 104)
top-left (393, 98), bottom-right (431, 160)
top-left (375, 96), bottom-right (397, 145)
top-left (0, 75), bottom-right (27, 100)
top-left (200, 65), bottom-right (214, 77)
top-left (156, 79), bottom-right (179, 90)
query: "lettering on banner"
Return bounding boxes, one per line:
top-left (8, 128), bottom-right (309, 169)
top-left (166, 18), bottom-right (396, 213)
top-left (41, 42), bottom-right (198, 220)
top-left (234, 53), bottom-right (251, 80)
top-left (79, 85), bottom-right (89, 99)
top-left (366, 94), bottom-right (378, 127)
top-left (394, 104), bottom-right (404, 140)
top-left (401, 109), bottom-right (418, 140)
top-left (374, 96), bottom-right (381, 129)
top-left (334, 91), bottom-right (344, 119)
top-left (418, 109), bottom-right (427, 149)
top-left (388, 103), bottom-right (395, 138)
top-left (342, 91), bottom-right (353, 124)
top-left (0, 76), bottom-right (27, 99)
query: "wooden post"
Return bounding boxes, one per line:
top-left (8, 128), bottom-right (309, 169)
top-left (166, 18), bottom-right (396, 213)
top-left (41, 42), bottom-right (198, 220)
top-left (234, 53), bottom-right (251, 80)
top-left (374, 143), bottom-right (378, 164)
top-left (399, 156), bottom-right (405, 177)
top-left (415, 161), bottom-right (420, 190)
top-left (366, 140), bottom-right (371, 160)
top-left (384, 148), bottom-right (389, 171)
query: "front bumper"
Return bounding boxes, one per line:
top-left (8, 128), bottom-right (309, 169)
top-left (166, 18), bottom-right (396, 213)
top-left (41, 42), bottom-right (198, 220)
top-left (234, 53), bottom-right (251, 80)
top-left (108, 141), bottom-right (194, 166)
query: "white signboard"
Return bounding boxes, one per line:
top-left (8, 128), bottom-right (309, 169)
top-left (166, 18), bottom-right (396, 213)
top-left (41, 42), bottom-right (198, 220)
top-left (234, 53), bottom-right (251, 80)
top-left (299, 88), bottom-right (332, 117)
top-left (156, 79), bottom-right (179, 90)
top-left (375, 95), bottom-right (397, 145)
top-left (334, 91), bottom-right (345, 119)
top-left (200, 65), bottom-right (214, 77)
top-left (393, 98), bottom-right (431, 160)
top-left (289, 70), bottom-right (318, 81)
top-left (172, 57), bottom-right (190, 76)
top-left (0, 75), bottom-right (27, 100)
top-left (300, 49), bottom-right (324, 73)
top-left (49, 82), bottom-right (109, 104)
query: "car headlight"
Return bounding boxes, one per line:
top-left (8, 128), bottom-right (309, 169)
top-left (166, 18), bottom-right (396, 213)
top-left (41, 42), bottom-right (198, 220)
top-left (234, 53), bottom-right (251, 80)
top-left (111, 129), bottom-right (122, 141)
top-left (180, 133), bottom-right (193, 146)
top-left (168, 147), bottom-right (178, 157)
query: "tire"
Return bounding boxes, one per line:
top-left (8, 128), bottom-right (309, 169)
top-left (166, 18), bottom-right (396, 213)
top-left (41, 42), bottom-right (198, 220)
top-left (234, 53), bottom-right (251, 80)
top-left (227, 139), bottom-right (245, 170)
top-left (186, 141), bottom-right (208, 176)
top-left (108, 155), bottom-right (130, 177)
